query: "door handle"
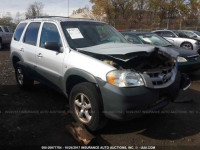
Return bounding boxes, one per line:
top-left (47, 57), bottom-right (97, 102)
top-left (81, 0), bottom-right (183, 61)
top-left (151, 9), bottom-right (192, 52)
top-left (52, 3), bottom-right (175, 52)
top-left (20, 48), bottom-right (24, 52)
top-left (37, 53), bottom-right (43, 58)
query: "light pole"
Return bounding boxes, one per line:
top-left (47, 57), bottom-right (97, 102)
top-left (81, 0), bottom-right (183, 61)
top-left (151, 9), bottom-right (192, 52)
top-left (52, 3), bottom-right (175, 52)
top-left (68, 0), bottom-right (69, 17)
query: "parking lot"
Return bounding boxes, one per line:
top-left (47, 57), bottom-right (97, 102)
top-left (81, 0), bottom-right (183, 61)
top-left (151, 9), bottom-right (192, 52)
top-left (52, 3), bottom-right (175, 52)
top-left (0, 47), bottom-right (200, 149)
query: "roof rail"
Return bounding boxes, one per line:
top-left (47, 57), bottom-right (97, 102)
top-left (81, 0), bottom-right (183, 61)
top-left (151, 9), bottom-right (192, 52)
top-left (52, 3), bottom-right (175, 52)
top-left (26, 16), bottom-right (70, 20)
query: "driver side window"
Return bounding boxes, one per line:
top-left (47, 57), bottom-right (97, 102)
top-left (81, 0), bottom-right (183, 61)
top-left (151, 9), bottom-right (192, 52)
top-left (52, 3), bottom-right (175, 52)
top-left (40, 23), bottom-right (62, 49)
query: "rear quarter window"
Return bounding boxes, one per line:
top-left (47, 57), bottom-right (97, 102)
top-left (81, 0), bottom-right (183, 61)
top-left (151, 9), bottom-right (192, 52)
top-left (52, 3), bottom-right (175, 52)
top-left (23, 22), bottom-right (41, 46)
top-left (14, 23), bottom-right (27, 41)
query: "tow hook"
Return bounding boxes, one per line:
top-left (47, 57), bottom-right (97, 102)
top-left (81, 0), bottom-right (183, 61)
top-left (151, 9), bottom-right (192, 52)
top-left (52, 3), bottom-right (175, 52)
top-left (180, 73), bottom-right (191, 91)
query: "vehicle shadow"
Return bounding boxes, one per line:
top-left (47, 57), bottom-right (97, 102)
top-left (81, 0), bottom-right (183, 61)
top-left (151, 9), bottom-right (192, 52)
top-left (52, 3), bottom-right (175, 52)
top-left (1, 83), bottom-right (200, 143)
top-left (0, 84), bottom-right (79, 146)
top-left (98, 88), bottom-right (200, 140)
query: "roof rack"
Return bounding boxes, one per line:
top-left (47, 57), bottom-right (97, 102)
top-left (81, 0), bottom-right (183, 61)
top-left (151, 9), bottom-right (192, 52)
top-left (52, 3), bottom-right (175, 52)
top-left (26, 16), bottom-right (70, 20)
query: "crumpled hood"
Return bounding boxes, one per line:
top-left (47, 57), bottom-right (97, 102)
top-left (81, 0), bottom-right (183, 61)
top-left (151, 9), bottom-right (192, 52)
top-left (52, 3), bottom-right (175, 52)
top-left (78, 43), bottom-right (179, 58)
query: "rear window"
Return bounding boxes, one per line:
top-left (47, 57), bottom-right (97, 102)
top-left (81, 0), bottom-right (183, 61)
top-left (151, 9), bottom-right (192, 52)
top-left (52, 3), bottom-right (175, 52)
top-left (23, 22), bottom-right (41, 46)
top-left (14, 23), bottom-right (27, 41)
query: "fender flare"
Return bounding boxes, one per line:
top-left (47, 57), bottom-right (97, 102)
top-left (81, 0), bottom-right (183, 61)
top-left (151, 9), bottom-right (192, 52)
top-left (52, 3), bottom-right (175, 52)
top-left (63, 68), bottom-right (98, 94)
top-left (11, 51), bottom-right (24, 66)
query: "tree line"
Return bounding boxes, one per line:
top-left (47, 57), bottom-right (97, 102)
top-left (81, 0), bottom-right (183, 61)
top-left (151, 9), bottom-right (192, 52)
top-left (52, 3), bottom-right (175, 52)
top-left (90, 0), bottom-right (200, 30)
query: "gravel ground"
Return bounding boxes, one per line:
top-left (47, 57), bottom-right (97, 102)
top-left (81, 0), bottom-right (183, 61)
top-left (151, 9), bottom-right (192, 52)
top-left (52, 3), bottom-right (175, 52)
top-left (0, 47), bottom-right (200, 150)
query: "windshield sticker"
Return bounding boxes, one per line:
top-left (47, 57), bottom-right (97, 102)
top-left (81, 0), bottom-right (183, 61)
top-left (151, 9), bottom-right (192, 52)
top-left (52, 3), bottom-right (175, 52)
top-left (66, 28), bottom-right (84, 39)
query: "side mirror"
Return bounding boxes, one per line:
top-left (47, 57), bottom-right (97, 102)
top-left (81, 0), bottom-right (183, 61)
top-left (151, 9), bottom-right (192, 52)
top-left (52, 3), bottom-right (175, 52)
top-left (44, 42), bottom-right (60, 52)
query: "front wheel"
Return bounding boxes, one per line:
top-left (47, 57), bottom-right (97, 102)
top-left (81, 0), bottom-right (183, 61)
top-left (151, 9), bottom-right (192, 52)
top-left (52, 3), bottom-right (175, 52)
top-left (15, 62), bottom-right (34, 89)
top-left (181, 42), bottom-right (193, 50)
top-left (69, 82), bottom-right (106, 131)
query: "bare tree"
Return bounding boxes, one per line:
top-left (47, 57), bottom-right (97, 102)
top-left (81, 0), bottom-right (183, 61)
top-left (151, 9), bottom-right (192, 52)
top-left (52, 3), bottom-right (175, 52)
top-left (25, 1), bottom-right (44, 18)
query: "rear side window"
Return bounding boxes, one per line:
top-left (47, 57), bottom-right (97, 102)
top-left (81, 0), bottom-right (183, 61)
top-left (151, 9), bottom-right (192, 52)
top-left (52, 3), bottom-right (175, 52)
top-left (162, 31), bottom-right (176, 38)
top-left (14, 23), bottom-right (27, 41)
top-left (0, 27), bottom-right (2, 32)
top-left (24, 22), bottom-right (41, 46)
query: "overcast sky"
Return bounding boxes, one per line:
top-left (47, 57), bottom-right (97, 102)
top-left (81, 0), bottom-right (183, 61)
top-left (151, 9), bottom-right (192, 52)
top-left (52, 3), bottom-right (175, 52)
top-left (0, 0), bottom-right (92, 18)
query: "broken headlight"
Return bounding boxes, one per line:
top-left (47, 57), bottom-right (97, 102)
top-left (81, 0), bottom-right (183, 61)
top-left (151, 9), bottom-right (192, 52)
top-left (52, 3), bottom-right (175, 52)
top-left (177, 56), bottom-right (187, 62)
top-left (107, 70), bottom-right (144, 87)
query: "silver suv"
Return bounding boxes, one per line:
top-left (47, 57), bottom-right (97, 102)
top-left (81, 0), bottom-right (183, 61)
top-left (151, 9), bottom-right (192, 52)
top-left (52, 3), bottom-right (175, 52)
top-left (10, 17), bottom-right (190, 131)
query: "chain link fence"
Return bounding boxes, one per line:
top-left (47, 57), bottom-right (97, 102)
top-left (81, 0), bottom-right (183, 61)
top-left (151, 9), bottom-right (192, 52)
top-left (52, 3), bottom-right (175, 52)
top-left (113, 19), bottom-right (200, 32)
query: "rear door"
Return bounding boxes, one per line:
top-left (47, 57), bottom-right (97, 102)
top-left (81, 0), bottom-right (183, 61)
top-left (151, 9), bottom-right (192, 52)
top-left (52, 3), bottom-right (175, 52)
top-left (36, 22), bottom-right (65, 89)
top-left (22, 22), bottom-right (41, 70)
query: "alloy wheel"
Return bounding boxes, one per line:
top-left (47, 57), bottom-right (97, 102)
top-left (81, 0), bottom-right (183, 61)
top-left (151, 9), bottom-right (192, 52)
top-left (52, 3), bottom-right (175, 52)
top-left (74, 93), bottom-right (92, 123)
top-left (182, 43), bottom-right (192, 49)
top-left (16, 68), bottom-right (24, 85)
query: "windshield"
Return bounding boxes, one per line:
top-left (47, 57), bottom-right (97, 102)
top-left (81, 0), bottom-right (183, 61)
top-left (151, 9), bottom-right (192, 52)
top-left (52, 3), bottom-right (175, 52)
top-left (183, 31), bottom-right (196, 37)
top-left (138, 34), bottom-right (173, 47)
top-left (61, 21), bottom-right (127, 49)
top-left (173, 31), bottom-right (189, 38)
top-left (194, 31), bottom-right (200, 36)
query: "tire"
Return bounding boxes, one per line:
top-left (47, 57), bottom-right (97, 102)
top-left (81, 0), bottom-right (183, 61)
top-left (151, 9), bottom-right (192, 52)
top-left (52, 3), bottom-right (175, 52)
top-left (15, 62), bottom-right (34, 89)
top-left (181, 42), bottom-right (193, 50)
top-left (69, 82), bottom-right (106, 131)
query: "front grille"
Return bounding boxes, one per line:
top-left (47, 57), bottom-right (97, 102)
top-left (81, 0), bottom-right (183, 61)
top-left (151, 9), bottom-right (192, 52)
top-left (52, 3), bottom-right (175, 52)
top-left (144, 67), bottom-right (174, 87)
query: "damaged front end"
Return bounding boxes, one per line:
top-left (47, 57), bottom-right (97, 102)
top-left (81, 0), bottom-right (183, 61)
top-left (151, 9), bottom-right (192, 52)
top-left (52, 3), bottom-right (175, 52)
top-left (79, 44), bottom-right (190, 92)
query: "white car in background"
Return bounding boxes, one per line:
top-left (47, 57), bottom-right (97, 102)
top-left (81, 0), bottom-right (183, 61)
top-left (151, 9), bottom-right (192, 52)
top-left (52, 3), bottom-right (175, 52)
top-left (153, 30), bottom-right (200, 51)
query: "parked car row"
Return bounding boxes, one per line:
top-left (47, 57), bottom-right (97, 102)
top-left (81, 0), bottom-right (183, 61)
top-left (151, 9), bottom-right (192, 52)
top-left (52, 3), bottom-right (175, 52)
top-left (122, 32), bottom-right (200, 72)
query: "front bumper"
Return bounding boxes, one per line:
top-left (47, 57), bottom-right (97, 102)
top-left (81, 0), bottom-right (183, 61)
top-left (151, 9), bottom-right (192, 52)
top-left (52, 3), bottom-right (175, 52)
top-left (178, 60), bottom-right (200, 72)
top-left (97, 72), bottom-right (182, 121)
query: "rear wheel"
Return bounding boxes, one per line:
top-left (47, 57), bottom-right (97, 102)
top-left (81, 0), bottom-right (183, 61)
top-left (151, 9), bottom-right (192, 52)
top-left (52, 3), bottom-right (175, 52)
top-left (69, 82), bottom-right (106, 131)
top-left (15, 62), bottom-right (34, 89)
top-left (181, 42), bottom-right (193, 50)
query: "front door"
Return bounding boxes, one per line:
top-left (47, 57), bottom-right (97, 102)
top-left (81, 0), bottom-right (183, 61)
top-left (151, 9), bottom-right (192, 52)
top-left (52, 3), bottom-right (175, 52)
top-left (36, 22), bottom-right (65, 89)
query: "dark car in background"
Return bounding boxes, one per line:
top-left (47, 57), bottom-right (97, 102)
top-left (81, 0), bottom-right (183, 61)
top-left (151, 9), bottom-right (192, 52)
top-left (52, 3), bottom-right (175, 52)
top-left (176, 30), bottom-right (200, 41)
top-left (122, 32), bottom-right (200, 72)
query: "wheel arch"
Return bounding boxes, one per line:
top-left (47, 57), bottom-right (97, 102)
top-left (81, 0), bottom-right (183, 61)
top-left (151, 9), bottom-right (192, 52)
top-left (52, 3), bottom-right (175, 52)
top-left (11, 52), bottom-right (24, 68)
top-left (64, 68), bottom-right (98, 95)
top-left (180, 41), bottom-right (193, 50)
